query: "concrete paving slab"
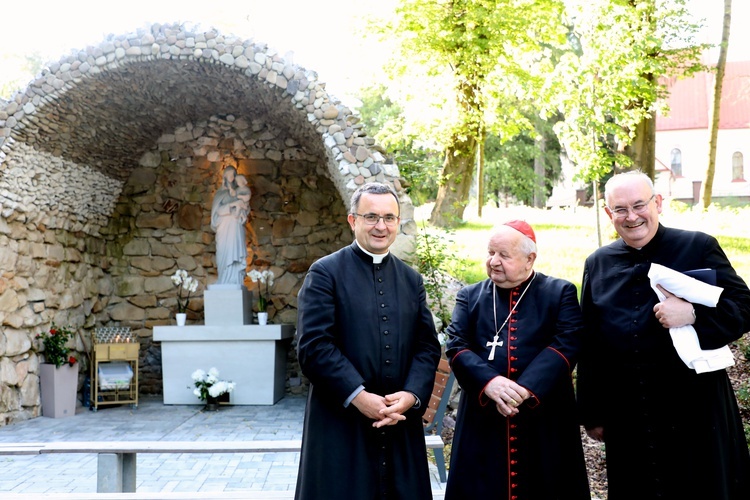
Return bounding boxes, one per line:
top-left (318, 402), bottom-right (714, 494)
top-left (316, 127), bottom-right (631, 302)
top-left (0, 395), bottom-right (447, 496)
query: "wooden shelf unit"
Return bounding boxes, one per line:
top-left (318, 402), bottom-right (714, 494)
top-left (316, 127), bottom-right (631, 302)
top-left (90, 328), bottom-right (139, 411)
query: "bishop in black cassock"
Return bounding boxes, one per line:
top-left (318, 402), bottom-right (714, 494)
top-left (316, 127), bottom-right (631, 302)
top-left (445, 221), bottom-right (590, 500)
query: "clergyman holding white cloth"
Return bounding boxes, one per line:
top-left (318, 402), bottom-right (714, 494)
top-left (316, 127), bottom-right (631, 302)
top-left (577, 171), bottom-right (750, 499)
top-left (648, 263), bottom-right (733, 373)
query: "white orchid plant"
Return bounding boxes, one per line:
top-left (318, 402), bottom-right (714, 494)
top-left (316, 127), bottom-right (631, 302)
top-left (171, 269), bottom-right (199, 314)
top-left (191, 367), bottom-right (236, 402)
top-left (247, 269), bottom-right (274, 312)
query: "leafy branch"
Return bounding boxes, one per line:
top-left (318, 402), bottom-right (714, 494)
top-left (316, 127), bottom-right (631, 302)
top-left (415, 222), bottom-right (454, 334)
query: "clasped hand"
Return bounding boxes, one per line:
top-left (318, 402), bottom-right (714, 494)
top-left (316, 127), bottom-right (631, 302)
top-left (653, 285), bottom-right (696, 329)
top-left (352, 390), bottom-right (416, 428)
top-left (485, 375), bottom-right (530, 417)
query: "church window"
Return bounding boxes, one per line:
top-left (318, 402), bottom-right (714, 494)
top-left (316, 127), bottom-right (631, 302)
top-left (670, 148), bottom-right (682, 177)
top-left (732, 152), bottom-right (744, 181)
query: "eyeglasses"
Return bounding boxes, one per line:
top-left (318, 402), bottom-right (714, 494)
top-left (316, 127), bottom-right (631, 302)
top-left (608, 194), bottom-right (656, 219)
top-left (354, 213), bottom-right (400, 226)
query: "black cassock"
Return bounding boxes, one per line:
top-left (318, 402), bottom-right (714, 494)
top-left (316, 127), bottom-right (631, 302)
top-left (578, 224), bottom-right (750, 499)
top-left (295, 243), bottom-right (441, 500)
top-left (445, 272), bottom-right (590, 500)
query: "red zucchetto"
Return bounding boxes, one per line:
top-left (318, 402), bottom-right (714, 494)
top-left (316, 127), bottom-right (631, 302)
top-left (503, 220), bottom-right (536, 243)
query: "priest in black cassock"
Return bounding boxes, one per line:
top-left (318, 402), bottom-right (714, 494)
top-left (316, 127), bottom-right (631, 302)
top-left (577, 171), bottom-right (750, 499)
top-left (295, 182), bottom-right (441, 500)
top-left (444, 220), bottom-right (590, 500)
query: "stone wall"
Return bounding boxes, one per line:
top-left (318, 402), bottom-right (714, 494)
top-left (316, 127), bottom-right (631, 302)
top-left (0, 113), bottom-right (355, 424)
top-left (111, 116), bottom-right (353, 395)
top-left (0, 22), bottom-right (419, 426)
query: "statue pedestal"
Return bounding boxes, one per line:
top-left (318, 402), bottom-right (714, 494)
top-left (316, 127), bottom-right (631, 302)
top-left (204, 285), bottom-right (252, 326)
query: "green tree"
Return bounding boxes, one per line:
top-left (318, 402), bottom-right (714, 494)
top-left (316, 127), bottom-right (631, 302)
top-left (551, 0), bottom-right (705, 184)
top-left (367, 0), bottom-right (705, 221)
top-left (379, 0), bottom-right (566, 227)
top-left (357, 84), bottom-right (444, 206)
top-left (482, 119), bottom-right (562, 207)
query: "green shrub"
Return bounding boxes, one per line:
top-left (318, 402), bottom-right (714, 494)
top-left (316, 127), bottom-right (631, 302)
top-left (415, 224), bottom-right (454, 332)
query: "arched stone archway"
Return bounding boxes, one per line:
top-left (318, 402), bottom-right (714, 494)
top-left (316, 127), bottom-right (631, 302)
top-left (0, 22), bottom-right (417, 425)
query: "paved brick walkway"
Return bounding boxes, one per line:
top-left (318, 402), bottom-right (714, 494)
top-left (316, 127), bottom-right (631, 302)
top-left (0, 395), bottom-right (446, 496)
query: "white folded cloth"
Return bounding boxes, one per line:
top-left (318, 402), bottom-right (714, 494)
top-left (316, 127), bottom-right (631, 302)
top-left (648, 263), bottom-right (733, 373)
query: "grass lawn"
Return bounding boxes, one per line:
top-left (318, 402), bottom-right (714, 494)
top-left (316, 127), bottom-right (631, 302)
top-left (415, 201), bottom-right (750, 290)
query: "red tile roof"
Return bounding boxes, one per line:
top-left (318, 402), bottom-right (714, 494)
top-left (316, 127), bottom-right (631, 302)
top-left (657, 61), bottom-right (750, 131)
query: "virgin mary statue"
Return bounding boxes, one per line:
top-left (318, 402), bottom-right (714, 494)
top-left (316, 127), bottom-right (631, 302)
top-left (210, 165), bottom-right (247, 286)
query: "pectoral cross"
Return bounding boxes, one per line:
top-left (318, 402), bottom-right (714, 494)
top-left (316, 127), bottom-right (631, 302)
top-left (486, 335), bottom-right (504, 361)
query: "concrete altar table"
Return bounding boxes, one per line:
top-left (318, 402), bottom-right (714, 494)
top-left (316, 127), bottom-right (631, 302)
top-left (153, 324), bottom-right (295, 405)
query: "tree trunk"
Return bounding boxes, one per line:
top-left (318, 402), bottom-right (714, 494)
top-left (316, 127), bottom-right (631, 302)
top-left (430, 135), bottom-right (478, 227)
top-left (477, 130), bottom-right (486, 217)
top-left (533, 125), bottom-right (547, 208)
top-left (622, 111), bottom-right (656, 179)
top-left (618, 1), bottom-right (657, 180)
top-left (702, 0), bottom-right (732, 208)
top-left (430, 72), bottom-right (483, 227)
top-left (593, 179), bottom-right (602, 248)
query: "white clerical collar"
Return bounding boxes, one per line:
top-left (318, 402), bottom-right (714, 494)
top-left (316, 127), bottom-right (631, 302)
top-left (355, 241), bottom-right (389, 264)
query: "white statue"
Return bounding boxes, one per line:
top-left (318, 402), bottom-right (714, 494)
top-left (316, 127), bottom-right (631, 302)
top-left (210, 166), bottom-right (248, 286)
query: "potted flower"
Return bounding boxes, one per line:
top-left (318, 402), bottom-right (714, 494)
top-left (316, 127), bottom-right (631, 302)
top-left (36, 323), bottom-right (79, 418)
top-left (190, 367), bottom-right (236, 411)
top-left (171, 269), bottom-right (199, 326)
top-left (247, 269), bottom-right (274, 325)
